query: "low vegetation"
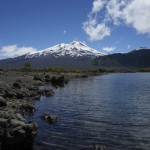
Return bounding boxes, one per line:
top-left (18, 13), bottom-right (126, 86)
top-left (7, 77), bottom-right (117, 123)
top-left (1, 62), bottom-right (150, 74)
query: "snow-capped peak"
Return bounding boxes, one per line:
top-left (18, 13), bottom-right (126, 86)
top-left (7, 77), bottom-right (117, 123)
top-left (70, 40), bottom-right (87, 47)
top-left (25, 41), bottom-right (105, 58)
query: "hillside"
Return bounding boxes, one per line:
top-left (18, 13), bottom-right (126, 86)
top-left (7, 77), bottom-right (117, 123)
top-left (93, 48), bottom-right (150, 68)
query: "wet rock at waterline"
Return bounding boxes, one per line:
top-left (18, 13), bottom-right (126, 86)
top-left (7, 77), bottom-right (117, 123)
top-left (40, 89), bottom-right (54, 97)
top-left (51, 75), bottom-right (69, 87)
top-left (94, 144), bottom-right (108, 150)
top-left (82, 75), bottom-right (88, 78)
top-left (41, 113), bottom-right (59, 124)
top-left (19, 104), bottom-right (36, 114)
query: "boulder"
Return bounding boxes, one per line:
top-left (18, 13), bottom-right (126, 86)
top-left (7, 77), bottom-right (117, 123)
top-left (0, 111), bottom-right (37, 150)
top-left (40, 89), bottom-right (54, 97)
top-left (51, 75), bottom-right (69, 87)
top-left (41, 113), bottom-right (59, 124)
top-left (33, 74), bottom-right (42, 81)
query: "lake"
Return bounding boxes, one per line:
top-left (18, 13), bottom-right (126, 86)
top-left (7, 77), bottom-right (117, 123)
top-left (27, 73), bottom-right (150, 150)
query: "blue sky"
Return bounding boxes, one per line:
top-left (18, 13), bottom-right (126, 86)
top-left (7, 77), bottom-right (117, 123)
top-left (0, 0), bottom-right (150, 58)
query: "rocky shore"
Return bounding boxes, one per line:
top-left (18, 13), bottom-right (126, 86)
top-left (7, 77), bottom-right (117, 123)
top-left (0, 70), bottom-right (106, 150)
top-left (0, 71), bottom-right (70, 150)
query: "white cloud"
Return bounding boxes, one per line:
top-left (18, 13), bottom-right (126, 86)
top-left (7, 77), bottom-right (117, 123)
top-left (103, 46), bottom-right (116, 52)
top-left (106, 0), bottom-right (127, 25)
top-left (123, 0), bottom-right (150, 34)
top-left (63, 30), bottom-right (67, 35)
top-left (83, 21), bottom-right (111, 41)
top-left (83, 0), bottom-right (150, 41)
top-left (83, 0), bottom-right (110, 41)
top-left (0, 45), bottom-right (37, 59)
top-left (92, 0), bottom-right (105, 13)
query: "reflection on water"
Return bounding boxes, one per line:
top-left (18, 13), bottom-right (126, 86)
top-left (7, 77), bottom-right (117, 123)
top-left (27, 73), bottom-right (150, 150)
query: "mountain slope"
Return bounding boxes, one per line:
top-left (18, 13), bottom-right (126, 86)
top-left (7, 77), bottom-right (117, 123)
top-left (93, 48), bottom-right (150, 68)
top-left (25, 41), bottom-right (104, 58)
top-left (0, 41), bottom-right (104, 69)
top-left (1, 41), bottom-right (150, 69)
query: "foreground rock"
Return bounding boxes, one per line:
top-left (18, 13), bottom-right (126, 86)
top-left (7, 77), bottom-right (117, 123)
top-left (41, 113), bottom-right (59, 124)
top-left (51, 75), bottom-right (69, 87)
top-left (0, 81), bottom-right (41, 100)
top-left (0, 79), bottom-right (54, 101)
top-left (0, 72), bottom-right (57, 149)
top-left (0, 110), bottom-right (37, 150)
top-left (40, 89), bottom-right (54, 97)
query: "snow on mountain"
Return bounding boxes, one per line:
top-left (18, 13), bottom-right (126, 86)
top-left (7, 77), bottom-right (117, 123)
top-left (25, 41), bottom-right (105, 59)
top-left (135, 47), bottom-right (149, 51)
top-left (126, 47), bottom-right (150, 54)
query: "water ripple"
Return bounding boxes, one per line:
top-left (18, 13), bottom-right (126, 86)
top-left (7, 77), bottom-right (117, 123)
top-left (27, 73), bottom-right (150, 150)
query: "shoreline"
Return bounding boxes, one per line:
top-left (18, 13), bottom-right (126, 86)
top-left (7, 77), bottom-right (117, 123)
top-left (0, 70), bottom-right (99, 150)
top-left (0, 71), bottom-right (149, 149)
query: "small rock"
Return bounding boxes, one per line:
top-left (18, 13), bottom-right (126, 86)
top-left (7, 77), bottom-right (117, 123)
top-left (94, 145), bottom-right (108, 150)
top-left (82, 75), bottom-right (88, 78)
top-left (0, 97), bottom-right (7, 107)
top-left (33, 74), bottom-right (42, 81)
top-left (41, 113), bottom-right (59, 124)
top-left (51, 75), bottom-right (68, 87)
top-left (13, 82), bottom-right (22, 89)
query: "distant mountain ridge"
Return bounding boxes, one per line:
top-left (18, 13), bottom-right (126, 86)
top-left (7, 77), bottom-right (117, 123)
top-left (93, 48), bottom-right (150, 68)
top-left (0, 41), bottom-right (104, 69)
top-left (0, 42), bottom-right (150, 69)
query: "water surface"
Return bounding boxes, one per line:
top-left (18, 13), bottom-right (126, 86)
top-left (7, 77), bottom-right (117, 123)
top-left (28, 73), bottom-right (150, 150)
